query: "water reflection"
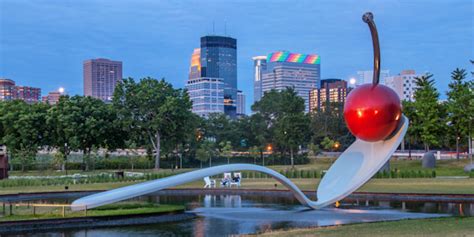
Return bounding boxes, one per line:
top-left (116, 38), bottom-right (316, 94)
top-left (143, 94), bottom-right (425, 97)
top-left (2, 193), bottom-right (472, 237)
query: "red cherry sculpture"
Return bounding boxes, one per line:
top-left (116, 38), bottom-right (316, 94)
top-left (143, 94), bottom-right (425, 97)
top-left (344, 84), bottom-right (401, 142)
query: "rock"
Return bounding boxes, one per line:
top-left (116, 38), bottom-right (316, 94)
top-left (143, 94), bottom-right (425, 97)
top-left (422, 151), bottom-right (436, 168)
top-left (464, 163), bottom-right (474, 173)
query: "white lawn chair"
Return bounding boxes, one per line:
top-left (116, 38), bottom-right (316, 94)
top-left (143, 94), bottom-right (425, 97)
top-left (221, 172), bottom-right (232, 187)
top-left (203, 176), bottom-right (216, 188)
top-left (230, 172), bottom-right (242, 188)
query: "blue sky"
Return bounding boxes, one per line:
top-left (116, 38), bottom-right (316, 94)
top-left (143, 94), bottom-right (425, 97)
top-left (0, 0), bottom-right (472, 111)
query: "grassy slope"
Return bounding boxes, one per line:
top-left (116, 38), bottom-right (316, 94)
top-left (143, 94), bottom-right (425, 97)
top-left (0, 203), bottom-right (184, 222)
top-left (258, 217), bottom-right (474, 237)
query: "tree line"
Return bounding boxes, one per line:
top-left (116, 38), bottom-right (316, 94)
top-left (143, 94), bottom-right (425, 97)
top-left (0, 68), bottom-right (472, 171)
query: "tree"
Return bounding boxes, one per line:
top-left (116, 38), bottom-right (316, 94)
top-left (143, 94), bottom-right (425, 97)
top-left (219, 141), bottom-right (233, 164)
top-left (446, 68), bottom-right (474, 159)
top-left (412, 73), bottom-right (444, 151)
top-left (248, 113), bottom-right (269, 165)
top-left (196, 140), bottom-right (216, 168)
top-left (252, 88), bottom-right (309, 167)
top-left (47, 96), bottom-right (103, 171)
top-left (275, 113), bottom-right (310, 168)
top-left (310, 102), bottom-right (353, 150)
top-left (113, 77), bottom-right (193, 170)
top-left (0, 101), bottom-right (49, 171)
top-left (248, 146), bottom-right (260, 164)
top-left (320, 136), bottom-right (336, 151)
top-left (402, 100), bottom-right (418, 158)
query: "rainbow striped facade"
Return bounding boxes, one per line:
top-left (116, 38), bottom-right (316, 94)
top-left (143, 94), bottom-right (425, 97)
top-left (268, 51), bottom-right (320, 65)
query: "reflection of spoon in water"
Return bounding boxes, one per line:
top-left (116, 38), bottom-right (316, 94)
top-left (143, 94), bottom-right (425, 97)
top-left (71, 12), bottom-right (408, 211)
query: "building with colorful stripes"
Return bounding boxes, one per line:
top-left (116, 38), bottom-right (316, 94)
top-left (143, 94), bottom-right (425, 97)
top-left (260, 51), bottom-right (320, 111)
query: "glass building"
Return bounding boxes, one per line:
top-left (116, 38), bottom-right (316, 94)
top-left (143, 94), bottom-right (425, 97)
top-left (309, 78), bottom-right (349, 113)
top-left (0, 78), bottom-right (16, 101)
top-left (200, 36), bottom-right (237, 118)
top-left (83, 58), bottom-right (123, 102)
top-left (186, 77), bottom-right (225, 117)
top-left (236, 90), bottom-right (246, 117)
top-left (252, 56), bottom-right (267, 103)
top-left (0, 78), bottom-right (41, 103)
top-left (15, 86), bottom-right (41, 104)
top-left (261, 51), bottom-right (320, 112)
top-left (385, 70), bottom-right (420, 102)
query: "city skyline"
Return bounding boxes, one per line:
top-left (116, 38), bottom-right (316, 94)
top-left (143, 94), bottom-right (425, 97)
top-left (0, 1), bottom-right (472, 112)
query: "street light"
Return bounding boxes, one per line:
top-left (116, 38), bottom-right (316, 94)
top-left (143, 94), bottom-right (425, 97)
top-left (349, 78), bottom-right (357, 86)
top-left (266, 144), bottom-right (273, 152)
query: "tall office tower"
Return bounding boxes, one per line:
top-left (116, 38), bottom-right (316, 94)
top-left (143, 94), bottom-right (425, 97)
top-left (236, 90), bottom-right (246, 117)
top-left (83, 58), bottom-right (123, 102)
top-left (15, 86), bottom-right (41, 104)
top-left (200, 36), bottom-right (237, 118)
top-left (356, 70), bottom-right (390, 86)
top-left (252, 56), bottom-right (267, 103)
top-left (186, 77), bottom-right (225, 117)
top-left (0, 78), bottom-right (16, 101)
top-left (385, 70), bottom-right (420, 102)
top-left (309, 79), bottom-right (349, 113)
top-left (189, 48), bottom-right (201, 80)
top-left (261, 51), bottom-right (320, 112)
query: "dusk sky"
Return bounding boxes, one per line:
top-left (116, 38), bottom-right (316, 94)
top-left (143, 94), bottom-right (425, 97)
top-left (0, 0), bottom-right (472, 111)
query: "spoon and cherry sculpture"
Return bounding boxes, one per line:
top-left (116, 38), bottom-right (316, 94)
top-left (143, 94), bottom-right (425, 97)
top-left (72, 12), bottom-right (408, 211)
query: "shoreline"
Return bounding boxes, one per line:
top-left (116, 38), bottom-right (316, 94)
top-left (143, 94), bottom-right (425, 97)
top-left (1, 188), bottom-right (474, 203)
top-left (0, 209), bottom-right (195, 234)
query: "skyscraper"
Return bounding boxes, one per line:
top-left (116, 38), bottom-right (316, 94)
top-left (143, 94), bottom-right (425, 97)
top-left (83, 58), bottom-right (122, 102)
top-left (356, 70), bottom-right (390, 86)
top-left (200, 36), bottom-right (237, 118)
top-left (309, 79), bottom-right (349, 113)
top-left (261, 51), bottom-right (320, 112)
top-left (252, 56), bottom-right (267, 103)
top-left (385, 70), bottom-right (420, 101)
top-left (189, 48), bottom-right (201, 80)
top-left (236, 90), bottom-right (246, 117)
top-left (185, 77), bottom-right (224, 117)
top-left (0, 78), bottom-right (16, 101)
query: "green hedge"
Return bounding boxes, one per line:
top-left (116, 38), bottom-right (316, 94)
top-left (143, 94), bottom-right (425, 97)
top-left (374, 169), bottom-right (436, 179)
top-left (8, 153), bottom-right (311, 171)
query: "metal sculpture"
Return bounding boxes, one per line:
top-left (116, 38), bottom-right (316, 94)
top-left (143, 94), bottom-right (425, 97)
top-left (72, 12), bottom-right (408, 211)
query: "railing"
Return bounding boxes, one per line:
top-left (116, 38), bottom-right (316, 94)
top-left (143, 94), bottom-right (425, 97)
top-left (0, 202), bottom-right (88, 217)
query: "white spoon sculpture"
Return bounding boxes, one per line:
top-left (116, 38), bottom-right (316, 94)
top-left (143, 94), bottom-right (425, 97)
top-left (72, 12), bottom-right (408, 211)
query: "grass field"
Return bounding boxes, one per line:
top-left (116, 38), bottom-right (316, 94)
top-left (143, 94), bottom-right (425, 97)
top-left (1, 178), bottom-right (473, 195)
top-left (1, 158), bottom-right (472, 195)
top-left (0, 202), bottom-right (184, 222)
top-left (258, 217), bottom-right (474, 237)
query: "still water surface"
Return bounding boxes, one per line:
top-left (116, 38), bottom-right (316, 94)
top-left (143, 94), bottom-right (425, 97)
top-left (4, 193), bottom-right (473, 236)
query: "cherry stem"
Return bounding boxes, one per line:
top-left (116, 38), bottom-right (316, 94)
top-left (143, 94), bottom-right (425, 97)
top-left (363, 12), bottom-right (380, 86)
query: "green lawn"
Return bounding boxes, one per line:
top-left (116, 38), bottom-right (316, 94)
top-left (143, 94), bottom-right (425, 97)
top-left (258, 217), bottom-right (474, 237)
top-left (269, 158), bottom-right (473, 177)
top-left (0, 202), bottom-right (184, 222)
top-left (1, 178), bottom-right (473, 195)
top-left (1, 158), bottom-right (473, 195)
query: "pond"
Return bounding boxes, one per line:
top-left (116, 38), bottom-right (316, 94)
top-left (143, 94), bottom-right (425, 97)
top-left (2, 193), bottom-right (473, 236)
